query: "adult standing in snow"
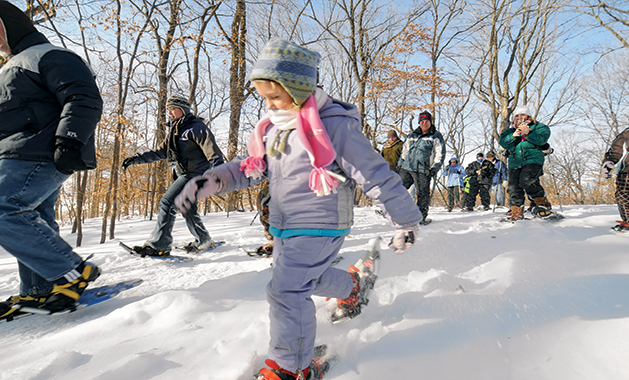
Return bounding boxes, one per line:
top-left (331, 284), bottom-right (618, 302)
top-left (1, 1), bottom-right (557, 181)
top-left (486, 151), bottom-right (508, 207)
top-left (464, 152), bottom-right (496, 211)
top-left (499, 105), bottom-right (552, 221)
top-left (601, 128), bottom-right (629, 231)
top-left (175, 38), bottom-right (421, 380)
top-left (398, 111), bottom-right (446, 224)
top-left (122, 94), bottom-right (225, 255)
top-left (0, 2), bottom-right (103, 320)
top-left (442, 157), bottom-right (465, 211)
top-left (381, 129), bottom-right (403, 173)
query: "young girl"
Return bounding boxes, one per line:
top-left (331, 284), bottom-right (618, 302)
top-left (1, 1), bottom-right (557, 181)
top-left (176, 38), bottom-right (421, 380)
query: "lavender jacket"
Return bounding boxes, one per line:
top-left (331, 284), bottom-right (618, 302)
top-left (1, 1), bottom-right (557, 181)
top-left (210, 97), bottom-right (422, 235)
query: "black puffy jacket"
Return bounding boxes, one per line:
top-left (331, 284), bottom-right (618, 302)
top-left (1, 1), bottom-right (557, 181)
top-left (0, 32), bottom-right (103, 166)
top-left (128, 113), bottom-right (225, 178)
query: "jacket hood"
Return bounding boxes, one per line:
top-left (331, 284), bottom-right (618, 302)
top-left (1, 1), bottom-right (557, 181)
top-left (0, 2), bottom-right (37, 51)
top-left (319, 96), bottom-right (361, 122)
top-left (449, 156), bottom-right (458, 163)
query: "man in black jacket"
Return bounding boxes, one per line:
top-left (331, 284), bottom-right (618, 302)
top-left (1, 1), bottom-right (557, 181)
top-left (0, 2), bottom-right (103, 320)
top-left (122, 94), bottom-right (225, 255)
top-left (464, 152), bottom-right (496, 211)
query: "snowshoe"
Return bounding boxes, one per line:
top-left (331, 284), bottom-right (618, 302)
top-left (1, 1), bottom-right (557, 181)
top-left (180, 240), bottom-right (224, 253)
top-left (255, 244), bottom-right (273, 257)
top-left (132, 244), bottom-right (171, 257)
top-left (331, 238), bottom-right (380, 324)
top-left (419, 218), bottom-right (432, 226)
top-left (9, 262), bottom-right (101, 316)
top-left (253, 345), bottom-right (333, 380)
top-left (0, 294), bottom-right (49, 321)
top-left (612, 221), bottom-right (629, 232)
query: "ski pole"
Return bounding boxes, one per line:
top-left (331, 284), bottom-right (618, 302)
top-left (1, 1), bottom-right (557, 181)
top-left (250, 211), bottom-right (259, 225)
top-left (551, 173), bottom-right (563, 213)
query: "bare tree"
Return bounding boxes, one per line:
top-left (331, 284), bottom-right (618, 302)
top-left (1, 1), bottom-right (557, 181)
top-left (574, 0), bottom-right (629, 50)
top-left (307, 0), bottom-right (425, 143)
top-left (467, 0), bottom-right (567, 142)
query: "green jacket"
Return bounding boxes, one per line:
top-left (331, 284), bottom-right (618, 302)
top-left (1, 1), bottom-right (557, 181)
top-left (499, 122), bottom-right (550, 170)
top-left (381, 139), bottom-right (403, 172)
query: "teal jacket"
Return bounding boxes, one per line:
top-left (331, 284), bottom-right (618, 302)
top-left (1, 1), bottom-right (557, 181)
top-left (499, 122), bottom-right (550, 170)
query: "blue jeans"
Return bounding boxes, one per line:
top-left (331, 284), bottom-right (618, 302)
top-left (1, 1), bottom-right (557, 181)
top-left (0, 159), bottom-right (82, 296)
top-left (145, 175), bottom-right (210, 250)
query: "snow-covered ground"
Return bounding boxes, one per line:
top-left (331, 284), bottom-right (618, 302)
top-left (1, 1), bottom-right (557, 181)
top-left (0, 205), bottom-right (627, 380)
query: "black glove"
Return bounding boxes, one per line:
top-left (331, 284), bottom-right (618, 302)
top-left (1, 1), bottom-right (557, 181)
top-left (54, 138), bottom-right (87, 175)
top-left (429, 167), bottom-right (438, 177)
top-left (122, 156), bottom-right (136, 170)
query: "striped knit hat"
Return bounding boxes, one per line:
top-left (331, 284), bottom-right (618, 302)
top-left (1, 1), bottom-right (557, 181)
top-left (165, 94), bottom-right (191, 115)
top-left (250, 38), bottom-right (320, 107)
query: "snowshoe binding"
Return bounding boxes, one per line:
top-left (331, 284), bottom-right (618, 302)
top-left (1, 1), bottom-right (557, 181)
top-left (331, 238), bottom-right (380, 324)
top-left (612, 221), bottom-right (629, 232)
top-left (7, 261), bottom-right (101, 317)
top-left (253, 345), bottom-right (333, 380)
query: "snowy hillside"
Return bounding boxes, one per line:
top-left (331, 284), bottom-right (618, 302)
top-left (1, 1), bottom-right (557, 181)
top-left (0, 205), bottom-right (628, 380)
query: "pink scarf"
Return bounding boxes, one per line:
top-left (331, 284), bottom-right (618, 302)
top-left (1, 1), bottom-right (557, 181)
top-left (240, 94), bottom-right (345, 196)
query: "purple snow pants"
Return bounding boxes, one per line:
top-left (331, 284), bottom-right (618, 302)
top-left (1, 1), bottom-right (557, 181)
top-left (267, 235), bottom-right (353, 373)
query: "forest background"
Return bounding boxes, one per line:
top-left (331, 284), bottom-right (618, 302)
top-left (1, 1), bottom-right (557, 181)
top-left (1, 0), bottom-right (628, 246)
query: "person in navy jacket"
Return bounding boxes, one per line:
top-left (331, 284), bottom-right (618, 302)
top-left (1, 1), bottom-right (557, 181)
top-left (0, 1), bottom-right (103, 320)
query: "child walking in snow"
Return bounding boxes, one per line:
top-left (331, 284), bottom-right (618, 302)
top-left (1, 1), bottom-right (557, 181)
top-left (175, 39), bottom-right (421, 379)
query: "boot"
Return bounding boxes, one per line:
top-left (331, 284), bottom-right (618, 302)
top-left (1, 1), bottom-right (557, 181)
top-left (255, 243), bottom-right (273, 257)
top-left (40, 262), bottom-right (101, 313)
top-left (532, 196), bottom-right (552, 217)
top-left (612, 221), bottom-right (629, 232)
top-left (334, 266), bottom-right (362, 319)
top-left (508, 206), bottom-right (524, 221)
top-left (133, 245), bottom-right (171, 257)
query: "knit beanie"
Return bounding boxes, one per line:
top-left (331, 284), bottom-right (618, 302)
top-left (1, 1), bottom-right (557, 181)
top-left (387, 129), bottom-right (399, 139)
top-left (513, 105), bottom-right (532, 117)
top-left (0, 1), bottom-right (37, 51)
top-left (418, 111), bottom-right (432, 123)
top-left (250, 38), bottom-right (320, 107)
top-left (165, 94), bottom-right (191, 115)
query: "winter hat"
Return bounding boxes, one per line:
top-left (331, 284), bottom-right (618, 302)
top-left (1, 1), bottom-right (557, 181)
top-left (418, 111), bottom-right (432, 123)
top-left (476, 152), bottom-right (484, 158)
top-left (513, 105), bottom-right (532, 117)
top-left (250, 38), bottom-right (320, 107)
top-left (165, 94), bottom-right (191, 115)
top-left (0, 1), bottom-right (37, 51)
top-left (387, 130), bottom-right (399, 139)
top-left (486, 151), bottom-right (495, 158)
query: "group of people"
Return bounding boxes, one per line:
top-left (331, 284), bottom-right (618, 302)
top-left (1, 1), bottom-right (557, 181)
top-left (380, 124), bottom-right (511, 217)
top-left (6, 3), bottom-right (624, 379)
top-left (0, 8), bottom-right (419, 378)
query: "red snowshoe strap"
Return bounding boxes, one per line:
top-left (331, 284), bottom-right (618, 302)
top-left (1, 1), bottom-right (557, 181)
top-left (262, 359), bottom-right (310, 380)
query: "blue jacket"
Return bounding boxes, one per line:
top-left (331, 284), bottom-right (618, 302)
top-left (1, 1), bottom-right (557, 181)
top-left (127, 113), bottom-right (224, 178)
top-left (442, 157), bottom-right (465, 187)
top-left (0, 32), bottom-right (103, 166)
top-left (210, 95), bottom-right (422, 235)
top-left (398, 125), bottom-right (446, 174)
top-left (491, 159), bottom-right (507, 184)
